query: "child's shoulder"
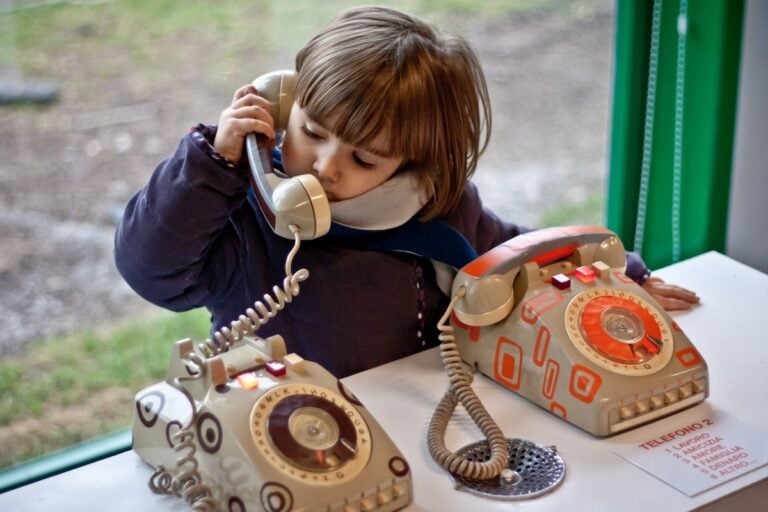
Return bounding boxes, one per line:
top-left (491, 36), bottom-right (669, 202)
top-left (449, 180), bottom-right (483, 214)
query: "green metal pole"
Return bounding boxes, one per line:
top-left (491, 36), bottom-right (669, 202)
top-left (607, 0), bottom-right (651, 243)
top-left (607, 0), bottom-right (745, 269)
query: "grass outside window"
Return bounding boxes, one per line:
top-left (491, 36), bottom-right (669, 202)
top-left (0, 309), bottom-right (209, 469)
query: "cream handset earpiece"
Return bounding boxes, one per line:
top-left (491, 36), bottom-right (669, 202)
top-left (245, 70), bottom-right (331, 240)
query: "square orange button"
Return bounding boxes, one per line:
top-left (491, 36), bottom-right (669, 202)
top-left (236, 372), bottom-right (259, 390)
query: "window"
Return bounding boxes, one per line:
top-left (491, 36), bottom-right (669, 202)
top-left (0, 0), bottom-right (613, 472)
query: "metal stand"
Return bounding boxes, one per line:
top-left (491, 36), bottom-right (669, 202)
top-left (450, 438), bottom-right (566, 500)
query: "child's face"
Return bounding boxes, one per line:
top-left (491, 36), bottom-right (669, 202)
top-left (280, 103), bottom-right (404, 202)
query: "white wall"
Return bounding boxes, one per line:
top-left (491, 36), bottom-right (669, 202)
top-left (727, 0), bottom-right (768, 273)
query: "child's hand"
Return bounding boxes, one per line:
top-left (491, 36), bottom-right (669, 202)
top-left (641, 276), bottom-right (700, 311)
top-left (213, 84), bottom-right (277, 165)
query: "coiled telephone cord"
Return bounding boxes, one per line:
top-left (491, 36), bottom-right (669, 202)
top-left (147, 225), bottom-right (308, 511)
top-left (198, 226), bottom-right (308, 358)
top-left (427, 287), bottom-right (510, 480)
top-left (149, 377), bottom-right (218, 511)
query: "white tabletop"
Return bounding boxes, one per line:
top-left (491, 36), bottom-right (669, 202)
top-left (344, 251), bottom-right (768, 511)
top-left (2, 251), bottom-right (767, 511)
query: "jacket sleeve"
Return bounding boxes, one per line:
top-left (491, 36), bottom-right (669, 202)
top-left (444, 181), bottom-right (530, 255)
top-left (114, 131), bottom-right (253, 311)
top-left (625, 250), bottom-right (652, 284)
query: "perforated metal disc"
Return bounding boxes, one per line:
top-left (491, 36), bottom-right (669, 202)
top-left (450, 438), bottom-right (565, 500)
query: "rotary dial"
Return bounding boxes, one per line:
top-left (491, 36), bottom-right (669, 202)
top-left (249, 382), bottom-right (372, 485)
top-left (565, 287), bottom-right (673, 376)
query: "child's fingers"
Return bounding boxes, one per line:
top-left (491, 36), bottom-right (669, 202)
top-left (215, 85), bottom-right (279, 163)
top-left (225, 117), bottom-right (276, 140)
top-left (653, 295), bottom-right (696, 311)
top-left (642, 277), bottom-right (700, 311)
top-left (231, 88), bottom-right (273, 112)
top-left (232, 84), bottom-right (257, 102)
top-left (670, 286), bottom-right (699, 304)
top-left (227, 104), bottom-right (274, 122)
top-left (213, 117), bottom-right (275, 164)
top-left (653, 282), bottom-right (699, 304)
top-left (222, 105), bottom-right (275, 138)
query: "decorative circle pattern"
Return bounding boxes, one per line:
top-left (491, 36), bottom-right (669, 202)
top-left (196, 411), bottom-right (224, 453)
top-left (260, 482), bottom-right (293, 512)
top-left (136, 390), bottom-right (165, 428)
top-left (389, 456), bottom-right (410, 477)
top-left (228, 496), bottom-right (246, 512)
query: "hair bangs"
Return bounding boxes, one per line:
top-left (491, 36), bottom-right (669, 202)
top-left (297, 67), bottom-right (397, 157)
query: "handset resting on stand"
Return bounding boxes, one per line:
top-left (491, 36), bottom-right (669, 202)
top-left (245, 70), bottom-right (331, 240)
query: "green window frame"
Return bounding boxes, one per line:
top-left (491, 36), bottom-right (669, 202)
top-left (607, 0), bottom-right (745, 269)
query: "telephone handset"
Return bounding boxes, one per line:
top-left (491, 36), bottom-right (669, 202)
top-left (452, 225), bottom-right (625, 327)
top-left (245, 70), bottom-right (331, 240)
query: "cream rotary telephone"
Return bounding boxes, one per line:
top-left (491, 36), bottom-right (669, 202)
top-left (131, 71), bottom-right (412, 512)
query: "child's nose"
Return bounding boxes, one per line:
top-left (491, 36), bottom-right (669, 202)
top-left (314, 148), bottom-right (341, 182)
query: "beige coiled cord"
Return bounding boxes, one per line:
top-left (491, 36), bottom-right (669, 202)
top-left (427, 287), bottom-right (510, 480)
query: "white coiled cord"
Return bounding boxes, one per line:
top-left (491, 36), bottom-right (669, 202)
top-left (149, 375), bottom-right (218, 511)
top-left (198, 226), bottom-right (308, 358)
top-left (427, 287), bottom-right (510, 480)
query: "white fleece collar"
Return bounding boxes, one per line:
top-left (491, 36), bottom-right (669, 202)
top-left (329, 171), bottom-right (456, 294)
top-left (330, 171), bottom-right (429, 230)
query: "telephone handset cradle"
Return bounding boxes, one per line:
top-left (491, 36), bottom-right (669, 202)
top-left (245, 70), bottom-right (331, 240)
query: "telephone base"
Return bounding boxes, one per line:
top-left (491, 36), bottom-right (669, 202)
top-left (133, 335), bottom-right (413, 511)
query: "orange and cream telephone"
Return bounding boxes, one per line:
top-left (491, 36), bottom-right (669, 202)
top-left (131, 72), bottom-right (411, 511)
top-left (450, 225), bottom-right (709, 437)
top-left (245, 70), bottom-right (330, 240)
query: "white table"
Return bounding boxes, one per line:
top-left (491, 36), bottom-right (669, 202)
top-left (2, 251), bottom-right (766, 511)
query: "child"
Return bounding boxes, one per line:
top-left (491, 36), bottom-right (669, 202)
top-left (115, 6), bottom-right (698, 378)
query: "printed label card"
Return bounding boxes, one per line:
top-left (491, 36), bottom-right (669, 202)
top-left (612, 406), bottom-right (768, 496)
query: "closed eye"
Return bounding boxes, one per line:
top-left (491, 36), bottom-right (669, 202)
top-left (353, 153), bottom-right (375, 169)
top-left (301, 124), bottom-right (323, 140)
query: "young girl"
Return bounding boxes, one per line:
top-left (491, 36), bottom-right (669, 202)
top-left (115, 6), bottom-right (697, 378)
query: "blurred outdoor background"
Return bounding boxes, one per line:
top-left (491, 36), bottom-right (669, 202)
top-left (0, 0), bottom-right (614, 468)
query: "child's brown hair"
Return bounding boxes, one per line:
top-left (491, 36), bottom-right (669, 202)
top-left (295, 6), bottom-right (491, 220)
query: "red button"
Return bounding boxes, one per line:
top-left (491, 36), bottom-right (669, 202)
top-left (265, 360), bottom-right (286, 377)
top-left (552, 273), bottom-right (570, 290)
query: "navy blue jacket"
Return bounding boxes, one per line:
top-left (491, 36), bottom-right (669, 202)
top-left (115, 131), bottom-right (649, 377)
